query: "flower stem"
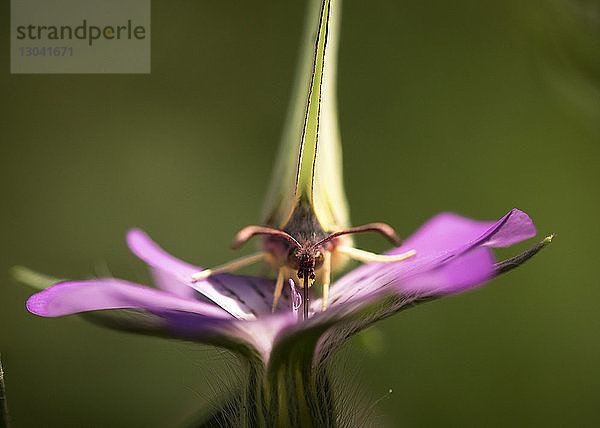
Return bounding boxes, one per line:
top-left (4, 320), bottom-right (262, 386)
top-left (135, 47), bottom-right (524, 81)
top-left (261, 355), bottom-right (334, 427)
top-left (221, 343), bottom-right (336, 427)
top-left (0, 354), bottom-right (10, 428)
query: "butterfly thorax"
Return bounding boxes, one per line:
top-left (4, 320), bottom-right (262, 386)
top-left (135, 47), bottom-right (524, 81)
top-left (261, 202), bottom-right (350, 280)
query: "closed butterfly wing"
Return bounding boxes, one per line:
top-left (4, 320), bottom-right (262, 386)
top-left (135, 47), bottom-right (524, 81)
top-left (262, 0), bottom-right (351, 235)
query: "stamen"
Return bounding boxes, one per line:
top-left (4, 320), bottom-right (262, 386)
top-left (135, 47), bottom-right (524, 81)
top-left (289, 279), bottom-right (302, 311)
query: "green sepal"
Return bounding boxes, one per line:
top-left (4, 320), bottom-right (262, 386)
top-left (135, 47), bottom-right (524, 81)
top-left (9, 265), bottom-right (64, 291)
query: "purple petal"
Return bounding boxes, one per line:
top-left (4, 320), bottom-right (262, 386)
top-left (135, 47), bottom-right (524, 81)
top-left (271, 293), bottom-right (416, 369)
top-left (207, 273), bottom-right (291, 316)
top-left (127, 229), bottom-right (289, 319)
top-left (324, 209), bottom-right (536, 308)
top-left (472, 208), bottom-right (536, 248)
top-left (390, 208), bottom-right (535, 255)
top-left (400, 247), bottom-right (495, 293)
top-left (312, 292), bottom-right (426, 367)
top-left (155, 309), bottom-right (296, 362)
top-left (27, 278), bottom-right (296, 362)
top-left (27, 279), bottom-right (231, 318)
top-left (148, 268), bottom-right (197, 300)
top-left (235, 313), bottom-right (297, 362)
top-left (126, 229), bottom-right (199, 295)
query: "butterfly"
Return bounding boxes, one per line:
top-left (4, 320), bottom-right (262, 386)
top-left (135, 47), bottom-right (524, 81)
top-left (191, 0), bottom-right (415, 319)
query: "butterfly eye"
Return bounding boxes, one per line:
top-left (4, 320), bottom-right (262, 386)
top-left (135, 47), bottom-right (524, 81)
top-left (314, 250), bottom-right (324, 267)
top-left (288, 250), bottom-right (299, 269)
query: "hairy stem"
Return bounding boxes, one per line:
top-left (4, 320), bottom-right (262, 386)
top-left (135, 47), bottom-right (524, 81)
top-left (0, 355), bottom-right (10, 428)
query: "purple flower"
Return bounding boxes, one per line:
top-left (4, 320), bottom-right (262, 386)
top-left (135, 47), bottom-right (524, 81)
top-left (25, 208), bottom-right (549, 365)
top-left (14, 0), bottom-right (554, 424)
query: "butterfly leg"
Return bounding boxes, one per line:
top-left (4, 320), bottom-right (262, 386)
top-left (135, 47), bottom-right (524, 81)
top-left (335, 246), bottom-right (416, 264)
top-left (322, 250), bottom-right (332, 311)
top-left (271, 267), bottom-right (286, 312)
top-left (191, 252), bottom-right (267, 281)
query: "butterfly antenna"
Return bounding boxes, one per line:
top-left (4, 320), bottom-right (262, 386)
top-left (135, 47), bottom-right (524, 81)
top-left (313, 222), bottom-right (402, 249)
top-left (232, 225), bottom-right (302, 250)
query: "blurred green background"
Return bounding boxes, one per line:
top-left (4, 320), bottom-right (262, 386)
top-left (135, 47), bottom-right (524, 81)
top-left (1, 0), bottom-right (599, 426)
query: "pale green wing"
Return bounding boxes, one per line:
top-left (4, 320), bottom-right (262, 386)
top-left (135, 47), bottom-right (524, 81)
top-left (262, 0), bottom-right (350, 232)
